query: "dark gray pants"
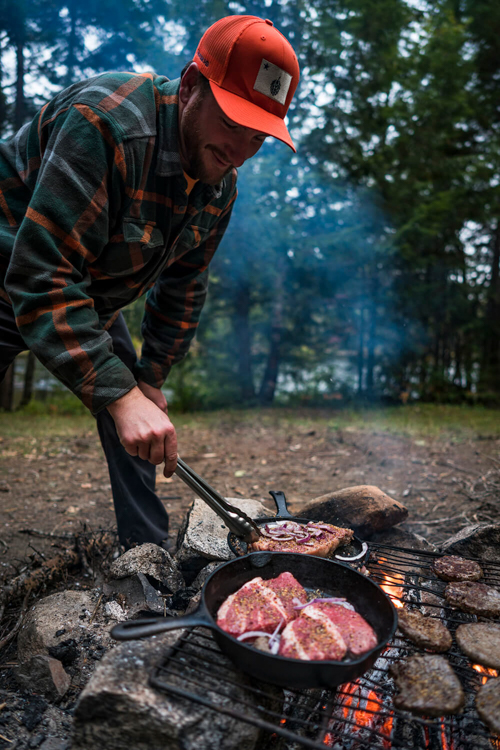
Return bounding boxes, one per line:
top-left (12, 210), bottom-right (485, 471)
top-left (0, 297), bottom-right (169, 549)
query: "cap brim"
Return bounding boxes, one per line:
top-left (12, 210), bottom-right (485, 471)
top-left (209, 81), bottom-right (296, 153)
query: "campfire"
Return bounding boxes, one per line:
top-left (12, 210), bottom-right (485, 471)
top-left (4, 488), bottom-right (500, 750)
top-left (146, 542), bottom-right (500, 750)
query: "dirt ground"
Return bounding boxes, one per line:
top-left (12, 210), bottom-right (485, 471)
top-left (1, 410), bottom-right (500, 575)
top-left (0, 410), bottom-right (500, 748)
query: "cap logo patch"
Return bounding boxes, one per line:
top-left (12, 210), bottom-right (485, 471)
top-left (253, 59), bottom-right (291, 105)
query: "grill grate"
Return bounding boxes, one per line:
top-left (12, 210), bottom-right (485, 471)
top-left (150, 544), bottom-right (500, 750)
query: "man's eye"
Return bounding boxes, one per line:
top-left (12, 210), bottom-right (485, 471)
top-left (222, 118), bottom-right (238, 130)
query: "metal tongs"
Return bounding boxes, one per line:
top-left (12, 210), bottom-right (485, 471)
top-left (175, 456), bottom-right (261, 543)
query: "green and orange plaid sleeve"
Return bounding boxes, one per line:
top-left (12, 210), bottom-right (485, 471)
top-left (0, 73), bottom-right (238, 414)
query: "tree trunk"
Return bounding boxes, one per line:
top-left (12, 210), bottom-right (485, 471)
top-left (365, 276), bottom-right (377, 399)
top-left (20, 351), bottom-right (36, 407)
top-left (0, 363), bottom-right (15, 411)
top-left (259, 269), bottom-right (285, 405)
top-left (479, 222), bottom-right (500, 394)
top-left (234, 282), bottom-right (255, 402)
top-left (15, 38), bottom-right (26, 129)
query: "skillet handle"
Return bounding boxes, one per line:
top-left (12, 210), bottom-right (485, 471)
top-left (269, 490), bottom-right (293, 518)
top-left (110, 607), bottom-right (212, 641)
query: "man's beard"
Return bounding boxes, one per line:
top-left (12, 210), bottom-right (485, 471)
top-left (181, 96), bottom-right (234, 185)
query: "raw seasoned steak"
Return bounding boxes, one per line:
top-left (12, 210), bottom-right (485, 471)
top-left (456, 622), bottom-right (500, 669)
top-left (249, 523), bottom-right (354, 557)
top-left (279, 608), bottom-right (347, 661)
top-left (397, 609), bottom-right (452, 652)
top-left (432, 555), bottom-right (483, 582)
top-left (278, 601), bottom-right (377, 660)
top-left (444, 581), bottom-right (500, 618)
top-left (265, 571), bottom-right (308, 620)
top-left (301, 602), bottom-right (377, 656)
top-left (216, 573), bottom-right (306, 638)
top-left (475, 678), bottom-right (500, 734)
top-left (390, 654), bottom-right (465, 717)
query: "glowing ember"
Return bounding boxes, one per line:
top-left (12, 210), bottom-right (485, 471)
top-left (472, 664), bottom-right (499, 685)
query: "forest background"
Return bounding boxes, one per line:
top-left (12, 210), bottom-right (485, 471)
top-left (1, 0), bottom-right (499, 413)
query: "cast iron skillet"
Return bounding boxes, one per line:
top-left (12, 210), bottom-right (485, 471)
top-left (228, 490), bottom-right (369, 563)
top-left (111, 552), bottom-right (397, 690)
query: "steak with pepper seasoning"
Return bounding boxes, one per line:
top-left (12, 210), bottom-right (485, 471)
top-left (444, 581), bottom-right (500, 618)
top-left (456, 622), bottom-right (500, 669)
top-left (249, 523), bottom-right (354, 557)
top-left (279, 601), bottom-right (377, 660)
top-left (390, 654), bottom-right (465, 716)
top-left (216, 572), bottom-right (307, 638)
top-left (397, 609), bottom-right (452, 652)
top-left (432, 555), bottom-right (483, 582)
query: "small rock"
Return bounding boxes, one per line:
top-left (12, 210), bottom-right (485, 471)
top-left (109, 543), bottom-right (184, 594)
top-left (104, 601), bottom-right (127, 622)
top-left (15, 655), bottom-right (71, 701)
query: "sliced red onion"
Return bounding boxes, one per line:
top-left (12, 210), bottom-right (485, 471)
top-left (296, 534), bottom-right (312, 544)
top-left (306, 523), bottom-right (334, 532)
top-left (293, 597), bottom-right (355, 611)
top-left (270, 534), bottom-right (295, 541)
top-left (269, 639), bottom-right (280, 655)
top-left (236, 631), bottom-right (273, 641)
top-left (268, 617), bottom-right (285, 648)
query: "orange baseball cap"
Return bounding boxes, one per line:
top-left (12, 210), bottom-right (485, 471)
top-left (194, 15), bottom-right (300, 152)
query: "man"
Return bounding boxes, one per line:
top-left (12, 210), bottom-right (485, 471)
top-left (0, 15), bottom-right (300, 549)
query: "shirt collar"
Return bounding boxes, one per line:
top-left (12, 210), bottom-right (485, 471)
top-left (156, 77), bottom-right (225, 199)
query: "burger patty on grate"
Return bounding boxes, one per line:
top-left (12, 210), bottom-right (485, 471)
top-left (390, 654), bottom-right (465, 716)
top-left (397, 609), bottom-right (452, 652)
top-left (216, 572), bottom-right (307, 637)
top-left (455, 622), bottom-right (500, 669)
top-left (432, 555), bottom-right (483, 582)
top-left (444, 581), bottom-right (500, 617)
top-left (475, 678), bottom-right (500, 734)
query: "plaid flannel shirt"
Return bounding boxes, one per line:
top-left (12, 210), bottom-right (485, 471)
top-left (0, 72), bottom-right (237, 413)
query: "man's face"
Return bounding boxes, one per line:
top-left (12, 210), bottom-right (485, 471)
top-left (179, 83), bottom-right (267, 185)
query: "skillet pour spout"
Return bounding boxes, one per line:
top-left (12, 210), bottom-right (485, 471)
top-left (111, 553), bottom-right (397, 690)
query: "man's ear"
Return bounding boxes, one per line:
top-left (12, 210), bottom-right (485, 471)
top-left (179, 62), bottom-right (202, 105)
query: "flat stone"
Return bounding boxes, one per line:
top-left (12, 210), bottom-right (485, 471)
top-left (175, 497), bottom-right (272, 580)
top-left (299, 485), bottom-right (408, 538)
top-left (15, 655), bottom-right (71, 701)
top-left (440, 523), bottom-right (500, 561)
top-left (109, 544), bottom-right (184, 594)
top-left (72, 632), bottom-right (264, 750)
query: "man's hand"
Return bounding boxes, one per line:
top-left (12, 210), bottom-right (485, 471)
top-left (106, 385), bottom-right (177, 476)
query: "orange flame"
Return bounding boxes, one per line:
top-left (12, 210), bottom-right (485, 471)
top-left (472, 664), bottom-right (498, 685)
top-left (379, 571), bottom-right (405, 608)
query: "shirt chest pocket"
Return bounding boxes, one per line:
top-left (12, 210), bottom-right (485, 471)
top-left (174, 223), bottom-right (211, 254)
top-left (98, 220), bottom-right (165, 278)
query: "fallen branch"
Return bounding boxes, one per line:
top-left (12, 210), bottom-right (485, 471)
top-left (0, 548), bottom-right (79, 624)
top-left (405, 513), bottom-right (469, 526)
top-left (19, 528), bottom-right (76, 540)
top-left (0, 593), bottom-right (29, 653)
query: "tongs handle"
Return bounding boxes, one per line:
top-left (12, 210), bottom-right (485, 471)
top-left (175, 456), bottom-right (261, 543)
